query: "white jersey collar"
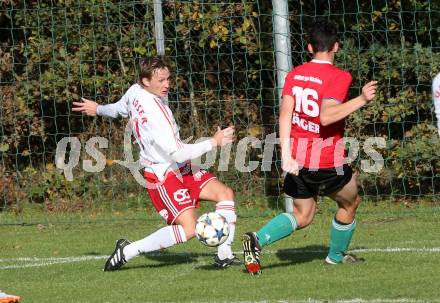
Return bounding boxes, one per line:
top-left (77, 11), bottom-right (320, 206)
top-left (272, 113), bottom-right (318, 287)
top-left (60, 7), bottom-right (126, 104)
top-left (311, 59), bottom-right (333, 65)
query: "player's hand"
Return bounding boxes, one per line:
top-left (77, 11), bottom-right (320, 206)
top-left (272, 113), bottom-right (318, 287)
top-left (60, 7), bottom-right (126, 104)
top-left (282, 156), bottom-right (299, 176)
top-left (211, 126), bottom-right (235, 147)
top-left (72, 98), bottom-right (98, 116)
top-left (361, 81), bottom-right (378, 103)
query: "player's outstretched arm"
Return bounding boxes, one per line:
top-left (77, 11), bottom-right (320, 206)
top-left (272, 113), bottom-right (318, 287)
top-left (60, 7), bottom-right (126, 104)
top-left (72, 98), bottom-right (98, 116)
top-left (320, 80), bottom-right (378, 126)
top-left (169, 126), bottom-right (235, 163)
top-left (72, 96), bottom-right (128, 119)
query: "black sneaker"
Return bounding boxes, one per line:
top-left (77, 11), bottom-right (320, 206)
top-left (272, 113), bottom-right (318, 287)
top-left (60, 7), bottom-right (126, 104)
top-left (324, 253), bottom-right (365, 265)
top-left (103, 239), bottom-right (131, 271)
top-left (214, 255), bottom-right (242, 268)
top-left (242, 232), bottom-right (262, 275)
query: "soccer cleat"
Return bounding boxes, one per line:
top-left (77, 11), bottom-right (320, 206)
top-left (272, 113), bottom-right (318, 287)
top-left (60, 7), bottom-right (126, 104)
top-left (0, 290), bottom-right (21, 303)
top-left (213, 255), bottom-right (242, 268)
top-left (242, 232), bottom-right (262, 275)
top-left (324, 253), bottom-right (365, 265)
top-left (103, 239), bottom-right (131, 271)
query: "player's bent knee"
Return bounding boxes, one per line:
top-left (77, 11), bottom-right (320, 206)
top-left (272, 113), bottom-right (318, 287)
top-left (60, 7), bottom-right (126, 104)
top-left (225, 186), bottom-right (235, 199)
top-left (218, 186), bottom-right (234, 201)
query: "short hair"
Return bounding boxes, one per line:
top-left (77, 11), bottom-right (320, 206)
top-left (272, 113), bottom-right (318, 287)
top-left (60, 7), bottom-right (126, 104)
top-left (307, 20), bottom-right (339, 52)
top-left (138, 56), bottom-right (171, 81)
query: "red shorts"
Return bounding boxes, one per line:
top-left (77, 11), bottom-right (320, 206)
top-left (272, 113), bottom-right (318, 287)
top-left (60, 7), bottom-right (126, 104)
top-left (144, 165), bottom-right (216, 224)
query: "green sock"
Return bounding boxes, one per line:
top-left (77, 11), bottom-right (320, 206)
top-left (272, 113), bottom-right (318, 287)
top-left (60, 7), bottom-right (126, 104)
top-left (327, 218), bottom-right (356, 263)
top-left (256, 213), bottom-right (297, 247)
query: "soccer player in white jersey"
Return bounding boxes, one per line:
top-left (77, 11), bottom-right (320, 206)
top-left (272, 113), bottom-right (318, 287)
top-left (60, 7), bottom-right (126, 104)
top-left (433, 72), bottom-right (440, 138)
top-left (72, 56), bottom-right (241, 270)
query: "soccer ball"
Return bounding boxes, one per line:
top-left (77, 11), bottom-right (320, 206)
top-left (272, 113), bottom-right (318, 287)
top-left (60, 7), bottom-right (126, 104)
top-left (195, 212), bottom-right (229, 247)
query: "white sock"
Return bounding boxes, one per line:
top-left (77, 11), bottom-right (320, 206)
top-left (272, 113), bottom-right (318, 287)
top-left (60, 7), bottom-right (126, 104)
top-left (123, 225), bottom-right (187, 261)
top-left (215, 200), bottom-right (236, 260)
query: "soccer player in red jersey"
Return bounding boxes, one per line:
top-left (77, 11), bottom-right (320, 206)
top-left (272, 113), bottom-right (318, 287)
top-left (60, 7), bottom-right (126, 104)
top-left (242, 20), bottom-right (378, 275)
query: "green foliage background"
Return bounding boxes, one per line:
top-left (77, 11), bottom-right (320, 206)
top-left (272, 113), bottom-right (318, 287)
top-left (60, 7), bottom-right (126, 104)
top-left (1, 0), bottom-right (439, 210)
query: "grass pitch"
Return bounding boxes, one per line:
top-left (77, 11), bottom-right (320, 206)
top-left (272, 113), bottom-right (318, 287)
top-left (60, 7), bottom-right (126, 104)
top-left (1, 201), bottom-right (440, 302)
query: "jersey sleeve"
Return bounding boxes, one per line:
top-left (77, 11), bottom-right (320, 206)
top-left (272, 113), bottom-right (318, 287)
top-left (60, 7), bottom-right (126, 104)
top-left (96, 92), bottom-right (129, 118)
top-left (322, 71), bottom-right (352, 103)
top-left (169, 140), bottom-right (213, 163)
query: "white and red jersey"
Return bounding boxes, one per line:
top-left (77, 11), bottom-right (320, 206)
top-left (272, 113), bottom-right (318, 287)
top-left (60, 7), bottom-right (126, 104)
top-left (282, 59), bottom-right (352, 169)
top-left (97, 83), bottom-right (187, 179)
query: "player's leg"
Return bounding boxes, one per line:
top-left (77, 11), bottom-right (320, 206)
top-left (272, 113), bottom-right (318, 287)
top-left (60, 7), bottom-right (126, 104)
top-left (104, 174), bottom-right (192, 271)
top-left (325, 170), bottom-right (363, 264)
top-left (241, 197), bottom-right (315, 275)
top-left (123, 209), bottom-right (195, 260)
top-left (198, 177), bottom-right (240, 267)
top-left (256, 197), bottom-right (315, 247)
top-left (242, 171), bottom-right (316, 274)
top-left (250, 173), bottom-right (315, 247)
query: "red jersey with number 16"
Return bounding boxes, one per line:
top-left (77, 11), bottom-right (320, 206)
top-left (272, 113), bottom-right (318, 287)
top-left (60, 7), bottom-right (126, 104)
top-left (282, 60), bottom-right (352, 169)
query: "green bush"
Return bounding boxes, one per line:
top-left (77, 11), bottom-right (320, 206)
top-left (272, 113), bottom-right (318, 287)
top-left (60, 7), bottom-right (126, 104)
top-left (0, 0), bottom-right (438, 209)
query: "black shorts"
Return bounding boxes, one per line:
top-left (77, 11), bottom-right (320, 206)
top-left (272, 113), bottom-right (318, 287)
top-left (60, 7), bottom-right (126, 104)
top-left (283, 164), bottom-right (353, 199)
